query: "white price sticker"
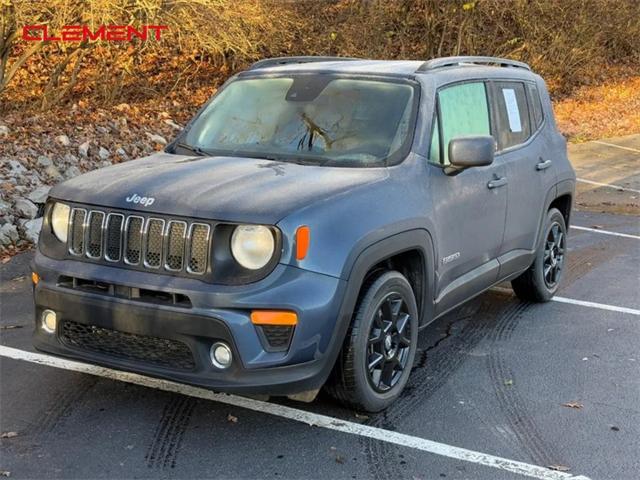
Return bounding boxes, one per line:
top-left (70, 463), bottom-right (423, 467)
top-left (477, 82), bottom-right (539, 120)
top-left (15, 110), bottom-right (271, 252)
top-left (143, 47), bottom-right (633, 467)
top-left (502, 88), bottom-right (522, 133)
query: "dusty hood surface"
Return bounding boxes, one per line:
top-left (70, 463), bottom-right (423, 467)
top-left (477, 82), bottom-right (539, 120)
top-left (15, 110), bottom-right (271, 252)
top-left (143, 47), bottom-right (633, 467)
top-left (49, 152), bottom-right (389, 224)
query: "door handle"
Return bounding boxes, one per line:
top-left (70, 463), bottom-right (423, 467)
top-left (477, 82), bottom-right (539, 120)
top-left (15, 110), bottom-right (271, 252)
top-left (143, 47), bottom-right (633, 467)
top-left (487, 177), bottom-right (508, 189)
top-left (536, 159), bottom-right (552, 170)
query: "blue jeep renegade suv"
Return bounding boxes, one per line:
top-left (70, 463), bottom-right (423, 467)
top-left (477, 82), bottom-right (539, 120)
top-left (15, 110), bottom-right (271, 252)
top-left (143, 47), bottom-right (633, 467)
top-left (33, 56), bottom-right (575, 411)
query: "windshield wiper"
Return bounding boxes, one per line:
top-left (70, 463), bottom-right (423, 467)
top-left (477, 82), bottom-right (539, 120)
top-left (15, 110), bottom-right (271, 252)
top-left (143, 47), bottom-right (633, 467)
top-left (172, 142), bottom-right (211, 156)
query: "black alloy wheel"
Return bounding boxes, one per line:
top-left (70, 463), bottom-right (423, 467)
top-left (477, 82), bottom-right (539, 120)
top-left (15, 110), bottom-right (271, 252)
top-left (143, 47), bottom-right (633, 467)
top-left (366, 293), bottom-right (413, 393)
top-left (543, 221), bottom-right (566, 288)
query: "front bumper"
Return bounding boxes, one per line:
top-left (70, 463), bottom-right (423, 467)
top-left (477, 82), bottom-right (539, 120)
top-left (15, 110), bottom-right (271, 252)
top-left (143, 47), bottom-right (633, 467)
top-left (32, 250), bottom-right (348, 395)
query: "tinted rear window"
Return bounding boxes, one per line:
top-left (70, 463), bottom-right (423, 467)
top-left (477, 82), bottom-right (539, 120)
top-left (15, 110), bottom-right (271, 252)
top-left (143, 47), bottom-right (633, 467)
top-left (493, 81), bottom-right (531, 150)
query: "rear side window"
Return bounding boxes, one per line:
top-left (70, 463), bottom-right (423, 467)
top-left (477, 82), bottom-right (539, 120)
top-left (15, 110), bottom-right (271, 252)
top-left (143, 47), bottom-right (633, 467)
top-left (492, 81), bottom-right (531, 150)
top-left (431, 82), bottom-right (491, 165)
top-left (527, 83), bottom-right (544, 129)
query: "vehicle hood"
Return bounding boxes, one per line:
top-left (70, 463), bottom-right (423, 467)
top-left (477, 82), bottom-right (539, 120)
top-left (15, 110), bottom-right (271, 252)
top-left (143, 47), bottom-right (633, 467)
top-left (50, 152), bottom-right (390, 224)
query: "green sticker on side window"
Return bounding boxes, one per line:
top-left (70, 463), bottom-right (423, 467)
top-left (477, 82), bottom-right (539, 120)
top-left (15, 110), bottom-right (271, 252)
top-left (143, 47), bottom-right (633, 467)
top-left (438, 82), bottom-right (490, 164)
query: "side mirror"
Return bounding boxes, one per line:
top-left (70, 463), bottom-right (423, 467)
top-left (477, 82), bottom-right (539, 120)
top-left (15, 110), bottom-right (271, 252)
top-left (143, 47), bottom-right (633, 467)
top-left (447, 135), bottom-right (495, 174)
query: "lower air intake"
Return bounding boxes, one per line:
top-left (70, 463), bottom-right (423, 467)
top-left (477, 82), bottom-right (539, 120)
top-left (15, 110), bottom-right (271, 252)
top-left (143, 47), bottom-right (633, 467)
top-left (60, 320), bottom-right (196, 371)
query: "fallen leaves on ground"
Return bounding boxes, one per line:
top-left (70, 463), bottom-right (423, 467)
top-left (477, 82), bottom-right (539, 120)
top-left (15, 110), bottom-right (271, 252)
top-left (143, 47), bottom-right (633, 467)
top-left (561, 402), bottom-right (584, 409)
top-left (227, 414), bottom-right (238, 423)
top-left (554, 75), bottom-right (640, 142)
top-left (503, 379), bottom-right (514, 386)
top-left (0, 471), bottom-right (10, 477)
top-left (0, 432), bottom-right (18, 439)
top-left (0, 325), bottom-right (24, 330)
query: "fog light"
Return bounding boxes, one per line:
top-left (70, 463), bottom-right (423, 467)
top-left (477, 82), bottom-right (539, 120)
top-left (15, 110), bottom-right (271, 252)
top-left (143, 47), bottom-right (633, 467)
top-left (41, 309), bottom-right (57, 333)
top-left (210, 342), bottom-right (232, 369)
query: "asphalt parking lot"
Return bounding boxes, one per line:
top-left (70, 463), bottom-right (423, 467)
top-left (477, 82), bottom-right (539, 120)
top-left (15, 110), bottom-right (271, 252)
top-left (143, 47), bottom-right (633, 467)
top-left (1, 137), bottom-right (639, 480)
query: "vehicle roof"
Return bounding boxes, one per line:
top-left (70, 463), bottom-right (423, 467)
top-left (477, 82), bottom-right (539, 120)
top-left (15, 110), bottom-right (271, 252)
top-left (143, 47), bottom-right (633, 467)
top-left (242, 59), bottom-right (540, 84)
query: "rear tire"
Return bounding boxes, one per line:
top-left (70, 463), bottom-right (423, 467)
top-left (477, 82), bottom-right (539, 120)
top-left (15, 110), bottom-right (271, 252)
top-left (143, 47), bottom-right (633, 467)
top-left (512, 208), bottom-right (567, 302)
top-left (326, 271), bottom-right (418, 412)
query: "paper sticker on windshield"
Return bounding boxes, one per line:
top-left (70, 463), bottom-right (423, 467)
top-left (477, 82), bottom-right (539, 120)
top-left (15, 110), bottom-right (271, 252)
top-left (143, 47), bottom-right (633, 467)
top-left (502, 88), bottom-right (522, 133)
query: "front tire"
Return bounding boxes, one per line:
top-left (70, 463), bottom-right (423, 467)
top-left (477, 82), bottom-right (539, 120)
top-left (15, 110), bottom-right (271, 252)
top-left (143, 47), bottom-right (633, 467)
top-left (512, 208), bottom-right (567, 302)
top-left (326, 271), bottom-right (419, 412)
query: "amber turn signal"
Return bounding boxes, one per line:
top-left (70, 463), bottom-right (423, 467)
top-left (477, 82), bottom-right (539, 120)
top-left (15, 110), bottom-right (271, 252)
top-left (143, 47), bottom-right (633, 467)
top-left (250, 310), bottom-right (298, 326)
top-left (295, 226), bottom-right (310, 260)
top-left (31, 272), bottom-right (40, 285)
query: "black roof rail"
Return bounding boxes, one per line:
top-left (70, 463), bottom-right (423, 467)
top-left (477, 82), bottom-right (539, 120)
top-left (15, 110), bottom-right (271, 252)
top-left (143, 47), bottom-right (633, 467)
top-left (249, 56), bottom-right (360, 70)
top-left (416, 56), bottom-right (531, 72)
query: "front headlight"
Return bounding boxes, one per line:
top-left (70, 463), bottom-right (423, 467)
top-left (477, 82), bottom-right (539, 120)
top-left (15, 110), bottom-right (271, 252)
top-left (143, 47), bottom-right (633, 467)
top-left (230, 225), bottom-right (275, 270)
top-left (51, 202), bottom-right (71, 242)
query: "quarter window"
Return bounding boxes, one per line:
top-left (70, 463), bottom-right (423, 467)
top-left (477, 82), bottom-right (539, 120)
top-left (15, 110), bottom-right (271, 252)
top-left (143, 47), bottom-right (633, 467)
top-left (527, 83), bottom-right (544, 129)
top-left (493, 81), bottom-right (531, 150)
top-left (431, 82), bottom-right (491, 165)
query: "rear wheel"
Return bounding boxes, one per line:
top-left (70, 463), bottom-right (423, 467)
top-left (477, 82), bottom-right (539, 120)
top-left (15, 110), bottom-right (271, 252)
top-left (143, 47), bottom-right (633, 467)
top-left (326, 271), bottom-right (418, 412)
top-left (512, 208), bottom-right (567, 302)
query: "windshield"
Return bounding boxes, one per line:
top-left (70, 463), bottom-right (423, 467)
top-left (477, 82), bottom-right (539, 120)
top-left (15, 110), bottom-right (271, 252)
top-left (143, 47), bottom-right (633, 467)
top-left (177, 76), bottom-right (417, 167)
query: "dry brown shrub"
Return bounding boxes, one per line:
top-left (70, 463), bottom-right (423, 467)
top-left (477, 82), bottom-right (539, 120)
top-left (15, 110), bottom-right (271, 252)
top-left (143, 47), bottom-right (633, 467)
top-left (1, 0), bottom-right (638, 111)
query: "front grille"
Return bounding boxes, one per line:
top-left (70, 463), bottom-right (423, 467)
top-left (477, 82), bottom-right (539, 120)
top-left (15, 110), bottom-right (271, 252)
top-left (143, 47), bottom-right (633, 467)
top-left (144, 219), bottom-right (164, 268)
top-left (68, 207), bottom-right (211, 276)
top-left (60, 320), bottom-right (196, 371)
top-left (187, 224), bottom-right (210, 274)
top-left (105, 214), bottom-right (124, 261)
top-left (165, 221), bottom-right (186, 271)
top-left (125, 216), bottom-right (144, 265)
top-left (86, 211), bottom-right (105, 258)
top-left (69, 208), bottom-right (86, 255)
top-left (58, 275), bottom-right (193, 308)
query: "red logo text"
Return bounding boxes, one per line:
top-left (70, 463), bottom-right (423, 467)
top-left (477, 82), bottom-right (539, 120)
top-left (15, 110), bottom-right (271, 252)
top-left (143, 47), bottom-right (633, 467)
top-left (22, 25), bottom-right (168, 42)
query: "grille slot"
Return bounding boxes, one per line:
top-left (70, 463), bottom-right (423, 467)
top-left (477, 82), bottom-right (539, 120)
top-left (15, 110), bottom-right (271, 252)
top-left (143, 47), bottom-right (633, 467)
top-left (165, 221), bottom-right (186, 271)
top-left (144, 218), bottom-right (165, 268)
top-left (187, 223), bottom-right (210, 274)
top-left (124, 216), bottom-right (144, 265)
top-left (259, 325), bottom-right (294, 351)
top-left (105, 214), bottom-right (124, 262)
top-left (86, 211), bottom-right (105, 258)
top-left (64, 207), bottom-right (212, 276)
top-left (69, 208), bottom-right (87, 255)
top-left (60, 320), bottom-right (196, 370)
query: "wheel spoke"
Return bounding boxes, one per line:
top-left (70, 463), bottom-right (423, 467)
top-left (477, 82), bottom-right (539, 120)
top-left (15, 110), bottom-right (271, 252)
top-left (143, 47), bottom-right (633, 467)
top-left (368, 328), bottom-right (383, 345)
top-left (396, 313), bottom-right (410, 335)
top-left (381, 298), bottom-right (393, 321)
top-left (380, 359), bottom-right (396, 389)
top-left (398, 333), bottom-right (411, 347)
top-left (544, 242), bottom-right (553, 260)
top-left (544, 264), bottom-right (552, 280)
top-left (382, 320), bottom-right (393, 334)
top-left (368, 352), bottom-right (384, 371)
top-left (374, 309), bottom-right (384, 329)
top-left (388, 297), bottom-right (403, 323)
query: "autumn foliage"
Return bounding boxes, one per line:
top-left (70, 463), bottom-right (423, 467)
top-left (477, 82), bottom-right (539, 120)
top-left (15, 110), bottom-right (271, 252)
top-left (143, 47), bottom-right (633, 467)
top-left (0, 0), bottom-right (638, 141)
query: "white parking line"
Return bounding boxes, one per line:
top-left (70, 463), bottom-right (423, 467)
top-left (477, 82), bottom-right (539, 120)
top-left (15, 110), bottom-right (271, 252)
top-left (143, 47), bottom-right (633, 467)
top-left (491, 288), bottom-right (640, 316)
top-left (552, 297), bottom-right (640, 316)
top-left (592, 140), bottom-right (640, 154)
top-left (571, 225), bottom-right (640, 240)
top-left (0, 345), bottom-right (589, 480)
top-left (576, 178), bottom-right (640, 194)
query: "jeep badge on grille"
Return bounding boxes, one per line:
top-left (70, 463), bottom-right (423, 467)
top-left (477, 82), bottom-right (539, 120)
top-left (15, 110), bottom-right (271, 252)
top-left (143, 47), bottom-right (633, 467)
top-left (126, 193), bottom-right (155, 207)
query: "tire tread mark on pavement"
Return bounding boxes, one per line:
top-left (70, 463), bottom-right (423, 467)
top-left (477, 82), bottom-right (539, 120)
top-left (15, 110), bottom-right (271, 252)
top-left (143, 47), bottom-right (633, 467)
top-left (361, 297), bottom-right (499, 480)
top-left (486, 300), bottom-right (562, 467)
top-left (145, 395), bottom-right (197, 469)
top-left (562, 241), bottom-right (612, 290)
top-left (31, 376), bottom-right (98, 435)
